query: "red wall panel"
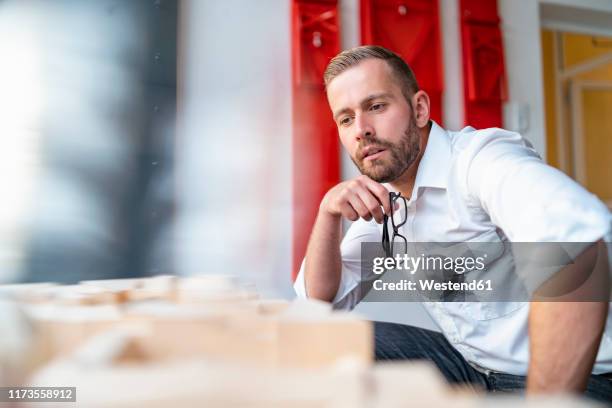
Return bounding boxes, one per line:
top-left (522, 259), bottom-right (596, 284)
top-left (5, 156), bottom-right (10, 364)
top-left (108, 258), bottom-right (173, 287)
top-left (292, 0), bottom-right (341, 281)
top-left (459, 0), bottom-right (507, 128)
top-left (360, 0), bottom-right (444, 124)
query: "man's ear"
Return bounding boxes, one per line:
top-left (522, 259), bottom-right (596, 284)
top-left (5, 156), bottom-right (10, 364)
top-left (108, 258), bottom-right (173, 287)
top-left (411, 90), bottom-right (431, 128)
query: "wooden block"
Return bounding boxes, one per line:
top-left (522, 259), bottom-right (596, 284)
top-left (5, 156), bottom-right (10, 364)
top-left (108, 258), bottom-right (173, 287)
top-left (371, 361), bottom-right (458, 407)
top-left (27, 355), bottom-right (370, 408)
top-left (276, 314), bottom-right (373, 369)
top-left (119, 300), bottom-right (276, 366)
top-left (123, 298), bottom-right (373, 369)
top-left (0, 300), bottom-right (44, 385)
top-left (280, 298), bottom-right (333, 318)
top-left (253, 299), bottom-right (291, 316)
top-left (175, 275), bottom-right (258, 304)
top-left (26, 304), bottom-right (123, 360)
top-left (0, 283), bottom-right (58, 303)
top-left (139, 311), bottom-right (277, 366)
top-left (48, 285), bottom-right (120, 306)
top-left (81, 275), bottom-right (177, 302)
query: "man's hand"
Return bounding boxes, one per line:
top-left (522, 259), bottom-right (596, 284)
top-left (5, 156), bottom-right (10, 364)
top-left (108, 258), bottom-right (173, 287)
top-left (319, 175), bottom-right (393, 224)
top-left (303, 176), bottom-right (392, 302)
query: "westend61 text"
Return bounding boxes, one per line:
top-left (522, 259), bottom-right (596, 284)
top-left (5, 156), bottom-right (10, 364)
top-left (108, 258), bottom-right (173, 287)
top-left (373, 279), bottom-right (493, 292)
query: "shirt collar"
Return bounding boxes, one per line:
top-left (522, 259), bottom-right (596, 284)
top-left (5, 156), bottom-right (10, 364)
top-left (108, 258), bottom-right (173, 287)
top-left (413, 120), bottom-right (451, 191)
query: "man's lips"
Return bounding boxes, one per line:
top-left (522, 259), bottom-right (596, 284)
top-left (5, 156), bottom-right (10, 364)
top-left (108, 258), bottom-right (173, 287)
top-left (361, 146), bottom-right (387, 161)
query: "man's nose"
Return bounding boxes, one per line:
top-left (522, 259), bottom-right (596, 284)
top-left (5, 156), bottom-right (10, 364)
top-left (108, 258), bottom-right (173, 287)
top-left (354, 113), bottom-right (375, 141)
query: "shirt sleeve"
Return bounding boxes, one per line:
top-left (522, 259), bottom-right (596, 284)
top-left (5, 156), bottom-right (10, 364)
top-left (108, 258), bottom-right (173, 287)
top-left (461, 128), bottom-right (611, 292)
top-left (293, 218), bottom-right (382, 310)
top-left (462, 128), bottom-right (610, 242)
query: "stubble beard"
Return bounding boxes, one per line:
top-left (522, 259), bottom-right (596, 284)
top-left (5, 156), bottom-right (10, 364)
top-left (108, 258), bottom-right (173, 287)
top-left (352, 119), bottom-right (421, 183)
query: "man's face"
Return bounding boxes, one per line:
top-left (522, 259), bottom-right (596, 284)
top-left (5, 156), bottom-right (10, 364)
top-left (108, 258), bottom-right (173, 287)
top-left (327, 59), bottom-right (420, 183)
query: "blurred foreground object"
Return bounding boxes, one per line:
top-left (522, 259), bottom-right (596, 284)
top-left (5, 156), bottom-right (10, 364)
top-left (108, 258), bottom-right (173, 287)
top-left (0, 0), bottom-right (177, 284)
top-left (0, 277), bottom-right (601, 407)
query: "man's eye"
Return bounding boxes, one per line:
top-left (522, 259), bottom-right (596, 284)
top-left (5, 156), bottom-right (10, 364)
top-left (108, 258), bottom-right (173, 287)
top-left (340, 117), bottom-right (352, 126)
top-left (370, 103), bottom-right (385, 111)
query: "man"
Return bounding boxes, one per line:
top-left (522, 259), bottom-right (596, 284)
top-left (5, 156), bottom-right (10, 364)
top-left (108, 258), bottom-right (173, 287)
top-left (293, 45), bottom-right (612, 401)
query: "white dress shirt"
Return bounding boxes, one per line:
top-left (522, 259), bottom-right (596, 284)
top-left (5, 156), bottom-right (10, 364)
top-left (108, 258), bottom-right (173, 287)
top-left (294, 121), bottom-right (612, 375)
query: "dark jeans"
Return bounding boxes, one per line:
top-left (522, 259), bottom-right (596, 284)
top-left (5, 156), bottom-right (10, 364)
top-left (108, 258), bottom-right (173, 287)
top-left (374, 321), bottom-right (612, 403)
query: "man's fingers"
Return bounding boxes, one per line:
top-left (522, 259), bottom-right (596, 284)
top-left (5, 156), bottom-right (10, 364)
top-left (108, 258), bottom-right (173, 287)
top-left (356, 188), bottom-right (385, 223)
top-left (327, 176), bottom-right (394, 223)
top-left (347, 194), bottom-right (372, 221)
top-left (339, 202), bottom-right (359, 221)
top-left (359, 176), bottom-right (391, 216)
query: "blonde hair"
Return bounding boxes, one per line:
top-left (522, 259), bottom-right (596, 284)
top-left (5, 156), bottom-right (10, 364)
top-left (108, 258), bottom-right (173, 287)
top-left (324, 45), bottom-right (420, 101)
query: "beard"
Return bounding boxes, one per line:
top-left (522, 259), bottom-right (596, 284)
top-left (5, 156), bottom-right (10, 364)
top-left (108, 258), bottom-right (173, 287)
top-left (351, 118), bottom-right (421, 183)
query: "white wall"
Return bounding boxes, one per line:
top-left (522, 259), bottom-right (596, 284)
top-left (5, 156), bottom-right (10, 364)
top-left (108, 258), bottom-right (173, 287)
top-left (499, 0), bottom-right (547, 158)
top-left (339, 0), bottom-right (362, 183)
top-left (440, 0), bottom-right (464, 131)
top-left (176, 0), bottom-right (293, 298)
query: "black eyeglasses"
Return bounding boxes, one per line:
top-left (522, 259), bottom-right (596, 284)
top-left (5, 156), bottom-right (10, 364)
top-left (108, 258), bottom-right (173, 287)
top-left (381, 192), bottom-right (408, 262)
